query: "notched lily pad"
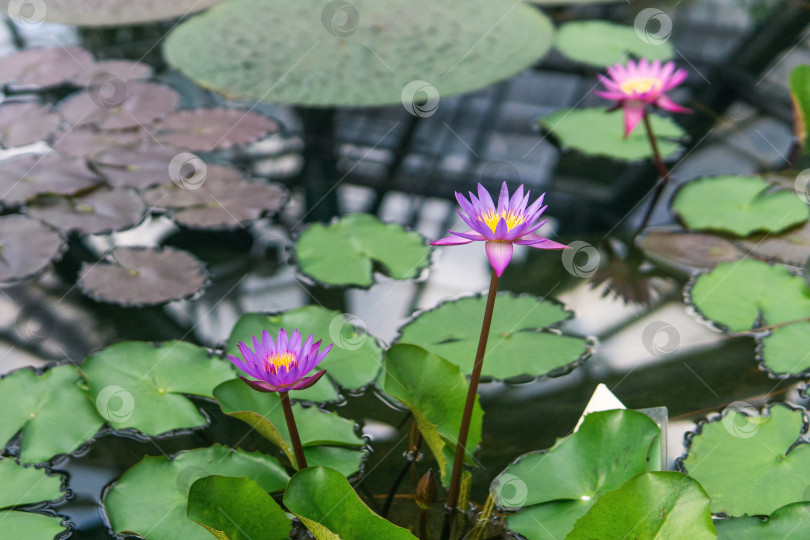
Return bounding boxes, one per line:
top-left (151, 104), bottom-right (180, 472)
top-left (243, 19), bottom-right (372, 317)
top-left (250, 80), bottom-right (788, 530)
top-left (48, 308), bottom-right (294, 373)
top-left (0, 46), bottom-right (94, 90)
top-left (0, 102), bottom-right (61, 148)
top-left (555, 21), bottom-right (674, 67)
top-left (59, 82), bottom-right (179, 130)
top-left (26, 187), bottom-right (146, 234)
top-left (0, 215), bottom-right (64, 283)
top-left (638, 230), bottom-right (746, 274)
top-left (78, 246), bottom-right (209, 306)
top-left (716, 501), bottom-right (810, 538)
top-left (0, 459), bottom-right (67, 540)
top-left (736, 220), bottom-right (810, 266)
top-left (154, 108), bottom-right (278, 151)
top-left (0, 153), bottom-right (103, 204)
top-left (71, 60), bottom-right (153, 86)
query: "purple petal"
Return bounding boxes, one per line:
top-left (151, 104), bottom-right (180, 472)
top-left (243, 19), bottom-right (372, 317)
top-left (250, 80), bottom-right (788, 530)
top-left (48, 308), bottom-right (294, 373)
top-left (485, 241), bottom-right (513, 277)
top-left (496, 182), bottom-right (509, 214)
top-left (623, 101), bottom-right (645, 137)
top-left (261, 329), bottom-right (274, 352)
top-left (447, 229), bottom-right (487, 241)
top-left (455, 192), bottom-right (476, 219)
top-left (289, 330), bottom-right (302, 355)
top-left (290, 370), bottom-right (327, 391)
top-left (494, 217), bottom-right (509, 239)
top-left (524, 193), bottom-right (546, 218)
top-left (228, 353), bottom-right (258, 379)
top-left (655, 95), bottom-right (692, 114)
top-left (431, 234), bottom-right (474, 246)
top-left (508, 184), bottom-right (524, 211)
top-left (515, 234), bottom-right (569, 249)
top-left (456, 208), bottom-right (480, 230)
top-left (277, 328), bottom-right (288, 351)
top-left (239, 376), bottom-right (281, 393)
top-left (477, 184), bottom-right (495, 212)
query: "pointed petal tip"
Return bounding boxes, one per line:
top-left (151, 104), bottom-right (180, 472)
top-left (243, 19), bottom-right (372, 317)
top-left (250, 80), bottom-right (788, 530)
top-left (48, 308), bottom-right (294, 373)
top-left (485, 241), bottom-right (513, 277)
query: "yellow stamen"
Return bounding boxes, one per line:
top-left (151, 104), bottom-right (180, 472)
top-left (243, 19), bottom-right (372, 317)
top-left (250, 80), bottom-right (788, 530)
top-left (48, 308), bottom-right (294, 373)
top-left (266, 351), bottom-right (296, 372)
top-left (619, 77), bottom-right (662, 94)
top-left (479, 210), bottom-right (525, 233)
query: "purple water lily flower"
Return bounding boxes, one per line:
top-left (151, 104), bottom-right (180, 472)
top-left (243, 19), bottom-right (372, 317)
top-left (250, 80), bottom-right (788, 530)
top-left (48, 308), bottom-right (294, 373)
top-left (431, 182), bottom-right (568, 276)
top-left (228, 328), bottom-right (331, 393)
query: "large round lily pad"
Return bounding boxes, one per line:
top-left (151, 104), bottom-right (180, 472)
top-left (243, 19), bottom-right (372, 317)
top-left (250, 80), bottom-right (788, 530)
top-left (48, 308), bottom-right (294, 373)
top-left (103, 445), bottom-right (289, 540)
top-left (0, 46), bottom-right (94, 90)
top-left (26, 187), bottom-right (146, 234)
top-left (58, 82), bottom-right (179, 130)
top-left (78, 246), bottom-right (209, 306)
top-left (154, 108), bottom-right (278, 151)
top-left (0, 153), bottom-right (104, 204)
top-left (91, 145), bottom-right (199, 190)
top-left (0, 215), bottom-right (64, 283)
top-left (0, 459), bottom-right (67, 540)
top-left (716, 502), bottom-right (810, 539)
top-left (52, 128), bottom-right (142, 157)
top-left (0, 0), bottom-right (225, 26)
top-left (164, 0), bottom-right (555, 107)
top-left (555, 21), bottom-right (674, 67)
top-left (0, 102), bottom-right (60, 148)
top-left (396, 293), bottom-right (589, 379)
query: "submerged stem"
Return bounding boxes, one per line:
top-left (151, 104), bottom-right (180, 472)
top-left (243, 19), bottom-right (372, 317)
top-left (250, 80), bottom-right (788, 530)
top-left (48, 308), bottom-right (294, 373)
top-left (280, 391), bottom-right (307, 469)
top-left (635, 110), bottom-right (672, 236)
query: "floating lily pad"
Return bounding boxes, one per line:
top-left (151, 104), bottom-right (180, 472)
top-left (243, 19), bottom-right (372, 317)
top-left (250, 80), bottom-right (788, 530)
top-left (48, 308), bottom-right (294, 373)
top-left (228, 308), bottom-right (383, 395)
top-left (188, 475), bottom-right (292, 540)
top-left (0, 0), bottom-right (225, 26)
top-left (758, 322), bottom-right (810, 376)
top-left (164, 0), bottom-right (554, 107)
top-left (71, 60), bottom-right (153, 86)
top-left (0, 365), bottom-right (104, 463)
top-left (0, 46), bottom-right (94, 90)
top-left (638, 230), bottom-right (746, 274)
top-left (283, 466), bottom-right (417, 540)
top-left (0, 511), bottom-right (67, 540)
top-left (51, 128), bottom-right (142, 157)
top-left (567, 472), bottom-right (715, 540)
top-left (154, 108), bottom-right (278, 151)
top-left (26, 187), bottom-right (146, 234)
top-left (0, 153), bottom-right (103, 204)
top-left (716, 502), bottom-right (810, 539)
top-left (81, 341), bottom-right (235, 436)
top-left (540, 107), bottom-right (685, 161)
top-left (397, 293), bottom-right (588, 379)
top-left (0, 460), bottom-right (67, 540)
top-left (302, 446), bottom-right (366, 478)
top-left (104, 445), bottom-right (289, 540)
top-left (555, 21), bottom-right (674, 67)
top-left (0, 215), bottom-right (64, 283)
top-left (493, 410), bottom-right (660, 540)
top-left (59, 82), bottom-right (179, 130)
top-left (681, 404), bottom-right (810, 516)
top-left (0, 102), bottom-right (60, 148)
top-left (736, 220), bottom-right (810, 266)
top-left (295, 213), bottom-right (430, 287)
top-left (383, 345), bottom-right (483, 485)
top-left (92, 145), bottom-right (201, 190)
top-left (78, 246), bottom-right (209, 306)
top-left (672, 176), bottom-right (809, 236)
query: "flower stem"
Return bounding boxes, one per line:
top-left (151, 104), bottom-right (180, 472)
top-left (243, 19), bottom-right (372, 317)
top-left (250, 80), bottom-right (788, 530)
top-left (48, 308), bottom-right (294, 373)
top-left (446, 269), bottom-right (500, 509)
top-left (635, 111), bottom-right (672, 236)
top-left (280, 391), bottom-right (307, 469)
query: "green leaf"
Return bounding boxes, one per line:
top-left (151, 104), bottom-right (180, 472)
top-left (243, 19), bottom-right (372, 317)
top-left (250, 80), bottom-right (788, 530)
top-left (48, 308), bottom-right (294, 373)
top-left (493, 410), bottom-right (660, 540)
top-left (688, 259), bottom-right (810, 333)
top-left (0, 458), bottom-right (63, 508)
top-left (82, 341), bottom-right (236, 436)
top-left (396, 293), bottom-right (588, 379)
top-left (383, 344), bottom-right (483, 486)
top-left (566, 472), bottom-right (716, 540)
top-left (227, 308), bottom-right (382, 394)
top-left (164, 0), bottom-right (554, 107)
top-left (187, 475), bottom-right (291, 540)
top-left (0, 511), bottom-right (66, 540)
top-left (283, 466), bottom-right (417, 540)
top-left (213, 379), bottom-right (364, 469)
top-left (758, 321), bottom-right (810, 375)
top-left (789, 65), bottom-right (810, 152)
top-left (555, 21), bottom-right (674, 67)
top-left (303, 446), bottom-right (366, 478)
top-left (673, 176), bottom-right (809, 236)
top-left (540, 107), bottom-right (685, 161)
top-left (681, 404), bottom-right (810, 516)
top-left (104, 445), bottom-right (289, 540)
top-left (295, 214), bottom-right (430, 287)
top-left (716, 502), bottom-right (810, 539)
top-left (0, 365), bottom-right (104, 463)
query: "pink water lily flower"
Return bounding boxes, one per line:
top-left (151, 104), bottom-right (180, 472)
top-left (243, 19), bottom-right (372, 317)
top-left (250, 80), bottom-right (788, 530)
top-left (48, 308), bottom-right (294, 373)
top-left (431, 182), bottom-right (568, 277)
top-left (595, 58), bottom-right (691, 137)
top-left (228, 328), bottom-right (331, 392)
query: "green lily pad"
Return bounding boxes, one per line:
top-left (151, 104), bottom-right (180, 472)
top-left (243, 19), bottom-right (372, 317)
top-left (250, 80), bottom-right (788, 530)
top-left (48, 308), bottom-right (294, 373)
top-left (758, 321), bottom-right (810, 376)
top-left (283, 466), bottom-right (417, 540)
top-left (396, 293), bottom-right (588, 379)
top-left (295, 214), bottom-right (430, 287)
top-left (227, 307), bottom-right (383, 395)
top-left (383, 344), bottom-right (483, 486)
top-left (555, 21), bottom-right (674, 67)
top-left (492, 410), bottom-right (660, 540)
top-left (567, 472), bottom-right (716, 540)
top-left (164, 0), bottom-right (554, 107)
top-left (81, 341), bottom-right (235, 436)
top-left (104, 445), bottom-right (289, 540)
top-left (681, 404), bottom-right (810, 516)
top-left (0, 459), bottom-right (67, 540)
top-left (0, 365), bottom-right (103, 463)
top-left (716, 502), bottom-right (810, 539)
top-left (790, 65), bottom-right (810, 153)
top-left (303, 446), bottom-right (366, 478)
top-left (672, 176), bottom-right (809, 236)
top-left (540, 107), bottom-right (685, 161)
top-left (188, 475), bottom-right (292, 540)
top-left (213, 379), bottom-right (364, 469)
top-left (0, 511), bottom-right (67, 540)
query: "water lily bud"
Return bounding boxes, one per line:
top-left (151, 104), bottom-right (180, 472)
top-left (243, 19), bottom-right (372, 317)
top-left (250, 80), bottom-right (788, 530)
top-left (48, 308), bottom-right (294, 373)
top-left (415, 468), bottom-right (437, 510)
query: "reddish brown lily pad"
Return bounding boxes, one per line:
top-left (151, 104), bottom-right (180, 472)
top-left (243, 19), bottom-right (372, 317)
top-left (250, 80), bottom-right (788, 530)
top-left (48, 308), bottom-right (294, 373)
top-left (0, 46), bottom-right (94, 90)
top-left (0, 102), bottom-right (61, 147)
top-left (154, 108), bottom-right (277, 151)
top-left (71, 60), bottom-right (153, 86)
top-left (0, 153), bottom-right (103, 205)
top-left (736, 220), bottom-right (810, 266)
top-left (638, 230), bottom-right (746, 274)
top-left (26, 187), bottom-right (146, 234)
top-left (79, 246), bottom-right (208, 306)
top-left (91, 145), bottom-right (197, 190)
top-left (59, 82), bottom-right (179, 130)
top-left (0, 215), bottom-right (64, 282)
top-left (51, 127), bottom-right (143, 157)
